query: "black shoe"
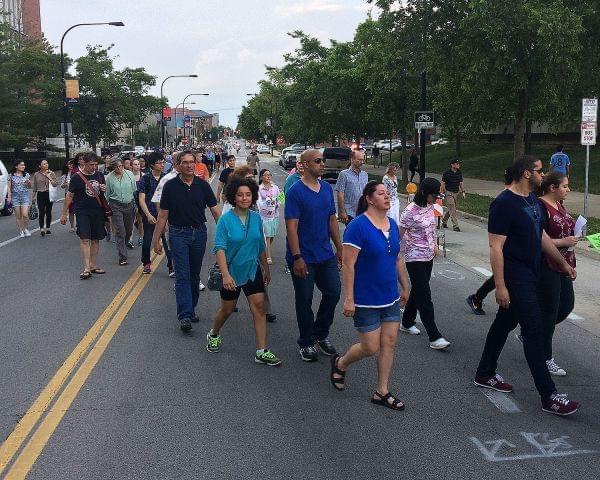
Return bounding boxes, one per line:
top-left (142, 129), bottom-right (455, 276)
top-left (45, 229), bottom-right (51, 235)
top-left (466, 295), bottom-right (485, 315)
top-left (316, 338), bottom-right (337, 356)
top-left (180, 318), bottom-right (192, 332)
top-left (266, 314), bottom-right (277, 323)
top-left (119, 259), bottom-right (128, 266)
top-left (442, 222), bottom-right (448, 229)
top-left (299, 345), bottom-right (318, 362)
top-left (40, 230), bottom-right (45, 237)
top-left (453, 226), bottom-right (461, 232)
top-left (127, 241), bottom-right (134, 249)
top-left (190, 314), bottom-right (200, 323)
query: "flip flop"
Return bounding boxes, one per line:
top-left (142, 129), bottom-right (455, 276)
top-left (90, 268), bottom-right (106, 274)
top-left (80, 271), bottom-right (92, 280)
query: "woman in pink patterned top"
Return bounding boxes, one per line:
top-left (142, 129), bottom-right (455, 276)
top-left (398, 177), bottom-right (450, 350)
top-left (258, 169), bottom-right (281, 264)
top-left (537, 172), bottom-right (578, 377)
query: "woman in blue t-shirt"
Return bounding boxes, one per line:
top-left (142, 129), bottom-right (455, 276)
top-left (331, 181), bottom-right (411, 411)
top-left (207, 177), bottom-right (281, 366)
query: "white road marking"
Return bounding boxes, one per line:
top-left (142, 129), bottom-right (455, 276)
top-left (473, 267), bottom-right (493, 277)
top-left (0, 219), bottom-right (61, 248)
top-left (567, 313), bottom-right (584, 321)
top-left (480, 389), bottom-right (521, 414)
top-left (437, 269), bottom-right (466, 280)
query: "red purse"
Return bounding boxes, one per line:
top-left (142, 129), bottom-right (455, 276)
top-left (76, 172), bottom-right (113, 219)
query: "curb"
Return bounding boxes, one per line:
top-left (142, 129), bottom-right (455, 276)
top-left (457, 210), bottom-right (600, 261)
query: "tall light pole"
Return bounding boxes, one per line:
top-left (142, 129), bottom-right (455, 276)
top-left (181, 93), bottom-right (209, 143)
top-left (160, 74), bottom-right (198, 148)
top-left (60, 21), bottom-right (124, 161)
top-left (173, 101), bottom-right (195, 145)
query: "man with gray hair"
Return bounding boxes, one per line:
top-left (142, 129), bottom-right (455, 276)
top-left (335, 150), bottom-right (368, 224)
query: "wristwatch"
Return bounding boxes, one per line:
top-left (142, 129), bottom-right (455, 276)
top-left (293, 254), bottom-right (302, 261)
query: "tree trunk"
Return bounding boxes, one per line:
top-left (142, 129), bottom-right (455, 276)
top-left (513, 89), bottom-right (528, 160)
top-left (524, 119), bottom-right (532, 154)
top-left (455, 130), bottom-right (462, 158)
top-left (401, 129), bottom-right (408, 187)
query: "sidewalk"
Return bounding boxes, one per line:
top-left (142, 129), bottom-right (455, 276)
top-left (363, 163), bottom-right (600, 218)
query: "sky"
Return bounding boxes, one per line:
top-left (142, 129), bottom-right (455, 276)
top-left (40, 0), bottom-right (377, 128)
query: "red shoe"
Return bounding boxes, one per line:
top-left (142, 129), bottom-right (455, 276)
top-left (474, 374), bottom-right (513, 393)
top-left (542, 393), bottom-right (579, 416)
top-left (142, 263), bottom-right (152, 274)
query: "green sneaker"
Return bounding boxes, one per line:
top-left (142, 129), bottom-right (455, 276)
top-left (206, 331), bottom-right (221, 353)
top-left (255, 349), bottom-right (282, 366)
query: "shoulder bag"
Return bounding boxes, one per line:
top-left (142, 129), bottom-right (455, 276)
top-left (76, 172), bottom-right (113, 219)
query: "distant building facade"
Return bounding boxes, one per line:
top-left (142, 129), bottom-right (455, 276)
top-left (1, 0), bottom-right (41, 39)
top-left (0, 0), bottom-right (42, 39)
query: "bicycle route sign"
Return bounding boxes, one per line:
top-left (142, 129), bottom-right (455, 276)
top-left (415, 111), bottom-right (435, 129)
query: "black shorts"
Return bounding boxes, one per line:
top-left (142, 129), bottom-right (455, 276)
top-left (76, 210), bottom-right (106, 240)
top-left (220, 266), bottom-right (265, 301)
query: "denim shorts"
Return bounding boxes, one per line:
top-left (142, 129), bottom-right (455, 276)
top-left (11, 191), bottom-right (30, 207)
top-left (353, 301), bottom-right (401, 333)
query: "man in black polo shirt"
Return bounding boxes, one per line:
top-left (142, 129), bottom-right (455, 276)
top-left (153, 150), bottom-right (221, 332)
top-left (441, 159), bottom-right (465, 232)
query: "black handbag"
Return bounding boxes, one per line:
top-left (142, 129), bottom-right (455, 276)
top-left (28, 203), bottom-right (38, 220)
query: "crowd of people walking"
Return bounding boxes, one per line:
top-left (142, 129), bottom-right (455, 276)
top-left (8, 141), bottom-right (581, 417)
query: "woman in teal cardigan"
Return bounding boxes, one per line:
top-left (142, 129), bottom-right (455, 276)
top-left (206, 177), bottom-right (281, 366)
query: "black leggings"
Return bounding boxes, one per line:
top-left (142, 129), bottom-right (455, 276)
top-left (475, 276), bottom-right (496, 303)
top-left (402, 260), bottom-right (442, 341)
top-left (37, 191), bottom-right (53, 229)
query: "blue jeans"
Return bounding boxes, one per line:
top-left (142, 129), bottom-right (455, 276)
top-left (290, 256), bottom-right (341, 347)
top-left (476, 279), bottom-right (556, 400)
top-left (169, 225), bottom-right (207, 321)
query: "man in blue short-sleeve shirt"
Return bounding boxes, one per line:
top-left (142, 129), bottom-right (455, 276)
top-left (549, 144), bottom-right (570, 176)
top-left (285, 149), bottom-right (342, 362)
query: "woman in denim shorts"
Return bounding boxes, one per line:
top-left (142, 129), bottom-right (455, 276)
top-left (330, 181), bottom-right (411, 411)
top-left (7, 160), bottom-right (32, 237)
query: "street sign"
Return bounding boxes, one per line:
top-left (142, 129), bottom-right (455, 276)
top-left (581, 122), bottom-right (596, 146)
top-left (183, 114), bottom-right (191, 128)
top-left (582, 98), bottom-right (598, 122)
top-left (415, 111), bottom-right (435, 129)
top-left (162, 107), bottom-right (172, 122)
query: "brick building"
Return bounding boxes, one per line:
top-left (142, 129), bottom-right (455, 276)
top-left (1, 0), bottom-right (41, 39)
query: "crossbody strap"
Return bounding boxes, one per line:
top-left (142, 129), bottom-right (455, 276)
top-left (76, 171), bottom-right (104, 208)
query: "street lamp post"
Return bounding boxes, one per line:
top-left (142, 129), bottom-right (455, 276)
top-left (160, 75), bottom-right (198, 148)
top-left (60, 21), bottom-right (124, 161)
top-left (402, 69), bottom-right (428, 182)
top-left (181, 93), bottom-right (209, 144)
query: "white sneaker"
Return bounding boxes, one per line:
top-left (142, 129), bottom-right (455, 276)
top-left (199, 280), bottom-right (206, 291)
top-left (24, 229), bottom-right (31, 237)
top-left (546, 358), bottom-right (566, 376)
top-left (430, 337), bottom-right (451, 350)
top-left (19, 230), bottom-right (25, 238)
top-left (399, 325), bottom-right (421, 335)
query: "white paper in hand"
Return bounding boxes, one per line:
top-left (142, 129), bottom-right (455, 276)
top-left (570, 216), bottom-right (587, 251)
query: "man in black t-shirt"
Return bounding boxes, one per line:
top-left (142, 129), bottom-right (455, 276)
top-left (152, 150), bottom-right (221, 332)
top-left (474, 155), bottom-right (580, 416)
top-left (60, 152), bottom-right (107, 279)
top-left (216, 154), bottom-right (236, 203)
top-left (441, 159), bottom-right (464, 231)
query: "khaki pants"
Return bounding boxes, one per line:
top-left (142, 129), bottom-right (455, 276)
top-left (443, 191), bottom-right (459, 227)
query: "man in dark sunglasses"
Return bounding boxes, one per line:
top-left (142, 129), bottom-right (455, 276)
top-left (285, 149), bottom-right (342, 362)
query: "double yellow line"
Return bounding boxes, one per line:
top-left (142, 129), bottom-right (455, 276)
top-left (0, 254), bottom-right (163, 479)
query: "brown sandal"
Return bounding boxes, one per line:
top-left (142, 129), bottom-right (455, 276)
top-left (90, 268), bottom-right (106, 274)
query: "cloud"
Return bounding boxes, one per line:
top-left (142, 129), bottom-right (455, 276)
top-left (276, 0), bottom-right (369, 16)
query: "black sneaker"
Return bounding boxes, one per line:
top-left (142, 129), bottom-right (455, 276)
top-left (119, 259), bottom-right (128, 266)
top-left (266, 314), bottom-right (277, 323)
top-left (299, 345), bottom-right (318, 362)
top-left (190, 314), bottom-right (200, 323)
top-left (180, 318), bottom-right (192, 332)
top-left (127, 241), bottom-right (134, 249)
top-left (466, 295), bottom-right (485, 315)
top-left (453, 226), bottom-right (461, 232)
top-left (316, 338), bottom-right (337, 356)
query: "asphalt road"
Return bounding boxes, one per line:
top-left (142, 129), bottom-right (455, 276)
top-left (0, 146), bottom-right (599, 479)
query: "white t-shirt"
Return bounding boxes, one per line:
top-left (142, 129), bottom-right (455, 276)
top-left (151, 171), bottom-right (177, 204)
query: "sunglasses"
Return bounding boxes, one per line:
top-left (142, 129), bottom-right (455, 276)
top-left (310, 158), bottom-right (323, 164)
top-left (529, 168), bottom-right (545, 174)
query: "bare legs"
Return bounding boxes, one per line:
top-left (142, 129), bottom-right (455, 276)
top-left (211, 293), bottom-right (267, 349)
top-left (15, 206), bottom-right (30, 232)
top-left (336, 323), bottom-right (399, 396)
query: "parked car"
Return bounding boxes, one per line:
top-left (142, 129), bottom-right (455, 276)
top-left (280, 149), bottom-right (304, 170)
top-left (322, 147), bottom-right (352, 183)
top-left (0, 159), bottom-right (13, 216)
top-left (257, 144), bottom-right (270, 154)
top-left (281, 143), bottom-right (312, 156)
top-left (431, 138), bottom-right (449, 145)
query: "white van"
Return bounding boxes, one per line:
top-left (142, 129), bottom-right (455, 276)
top-left (0, 159), bottom-right (8, 211)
